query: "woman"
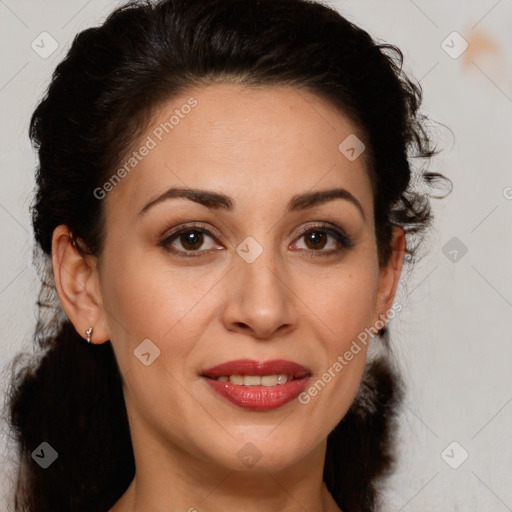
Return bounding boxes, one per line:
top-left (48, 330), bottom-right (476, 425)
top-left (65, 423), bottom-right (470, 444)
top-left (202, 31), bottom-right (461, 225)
top-left (5, 0), bottom-right (448, 510)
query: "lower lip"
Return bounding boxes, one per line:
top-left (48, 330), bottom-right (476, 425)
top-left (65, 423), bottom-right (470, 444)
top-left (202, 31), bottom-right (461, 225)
top-left (203, 376), bottom-right (310, 411)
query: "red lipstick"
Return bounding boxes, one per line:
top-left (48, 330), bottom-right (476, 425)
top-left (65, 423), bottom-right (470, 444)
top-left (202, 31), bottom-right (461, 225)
top-left (201, 359), bottom-right (311, 411)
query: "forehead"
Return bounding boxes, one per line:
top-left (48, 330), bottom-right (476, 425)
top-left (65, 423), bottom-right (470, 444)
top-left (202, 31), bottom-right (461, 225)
top-left (104, 83), bottom-right (373, 221)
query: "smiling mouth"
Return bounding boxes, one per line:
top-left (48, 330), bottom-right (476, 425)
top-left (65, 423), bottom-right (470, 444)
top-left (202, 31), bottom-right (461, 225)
top-left (201, 358), bottom-right (310, 381)
top-left (211, 374), bottom-right (296, 386)
top-left (201, 359), bottom-right (311, 411)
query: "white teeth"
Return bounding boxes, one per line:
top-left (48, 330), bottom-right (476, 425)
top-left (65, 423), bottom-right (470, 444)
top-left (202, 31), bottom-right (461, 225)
top-left (229, 375), bottom-right (244, 385)
top-left (217, 374), bottom-right (293, 386)
top-left (277, 373), bottom-right (288, 385)
top-left (261, 374), bottom-right (278, 387)
top-left (243, 375), bottom-right (261, 386)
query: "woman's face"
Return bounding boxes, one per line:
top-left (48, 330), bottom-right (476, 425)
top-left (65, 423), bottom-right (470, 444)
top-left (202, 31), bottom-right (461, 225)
top-left (82, 84), bottom-right (403, 474)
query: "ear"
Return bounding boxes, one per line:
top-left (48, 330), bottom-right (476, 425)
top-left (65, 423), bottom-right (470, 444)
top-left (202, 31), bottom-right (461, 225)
top-left (51, 224), bottom-right (110, 344)
top-left (372, 225), bottom-right (406, 326)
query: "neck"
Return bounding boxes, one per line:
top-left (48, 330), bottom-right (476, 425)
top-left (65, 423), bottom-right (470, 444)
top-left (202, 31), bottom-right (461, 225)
top-left (108, 425), bottom-right (342, 512)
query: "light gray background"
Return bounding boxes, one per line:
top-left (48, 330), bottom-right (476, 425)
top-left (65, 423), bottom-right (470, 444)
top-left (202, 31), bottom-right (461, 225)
top-left (1, 0), bottom-right (511, 510)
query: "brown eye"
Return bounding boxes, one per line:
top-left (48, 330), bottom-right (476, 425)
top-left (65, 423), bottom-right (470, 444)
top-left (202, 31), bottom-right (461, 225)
top-left (179, 231), bottom-right (204, 251)
top-left (303, 230), bottom-right (328, 250)
top-left (292, 223), bottom-right (353, 257)
top-left (159, 224), bottom-right (223, 257)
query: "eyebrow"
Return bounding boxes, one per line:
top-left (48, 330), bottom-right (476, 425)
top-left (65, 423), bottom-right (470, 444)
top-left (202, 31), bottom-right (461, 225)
top-left (138, 186), bottom-right (365, 220)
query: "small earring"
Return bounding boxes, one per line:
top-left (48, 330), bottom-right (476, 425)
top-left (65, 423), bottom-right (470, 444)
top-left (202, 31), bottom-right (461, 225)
top-left (85, 327), bottom-right (93, 344)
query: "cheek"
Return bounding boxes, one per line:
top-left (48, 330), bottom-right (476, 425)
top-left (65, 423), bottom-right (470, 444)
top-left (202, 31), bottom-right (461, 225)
top-left (304, 267), bottom-right (378, 344)
top-left (297, 259), bottom-right (377, 411)
top-left (99, 259), bottom-right (204, 418)
top-left (300, 274), bottom-right (374, 429)
top-left (99, 254), bottom-right (219, 375)
top-left (101, 254), bottom-right (196, 334)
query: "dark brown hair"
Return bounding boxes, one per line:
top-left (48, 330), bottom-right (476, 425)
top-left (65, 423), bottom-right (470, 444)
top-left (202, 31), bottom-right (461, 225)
top-left (3, 0), bottom-right (449, 510)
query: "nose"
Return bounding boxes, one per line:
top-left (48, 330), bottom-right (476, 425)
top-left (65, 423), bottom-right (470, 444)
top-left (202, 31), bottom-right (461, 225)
top-left (221, 247), bottom-right (298, 340)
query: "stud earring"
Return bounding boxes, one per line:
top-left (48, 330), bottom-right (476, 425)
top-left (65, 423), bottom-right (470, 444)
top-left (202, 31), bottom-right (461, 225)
top-left (85, 327), bottom-right (93, 344)
top-left (378, 326), bottom-right (387, 336)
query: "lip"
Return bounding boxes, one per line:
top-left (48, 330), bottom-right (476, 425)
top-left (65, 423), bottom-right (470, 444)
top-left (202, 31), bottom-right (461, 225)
top-left (201, 359), bottom-right (311, 411)
top-left (202, 359), bottom-right (311, 379)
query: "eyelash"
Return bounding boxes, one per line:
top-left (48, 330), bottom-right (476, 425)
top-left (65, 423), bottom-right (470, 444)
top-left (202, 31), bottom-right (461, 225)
top-left (158, 221), bottom-right (353, 258)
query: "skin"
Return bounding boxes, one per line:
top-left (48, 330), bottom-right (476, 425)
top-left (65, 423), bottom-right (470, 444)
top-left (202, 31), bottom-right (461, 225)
top-left (52, 83), bottom-right (405, 512)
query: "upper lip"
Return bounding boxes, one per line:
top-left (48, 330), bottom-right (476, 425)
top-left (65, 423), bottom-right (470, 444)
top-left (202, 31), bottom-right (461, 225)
top-left (202, 359), bottom-right (311, 378)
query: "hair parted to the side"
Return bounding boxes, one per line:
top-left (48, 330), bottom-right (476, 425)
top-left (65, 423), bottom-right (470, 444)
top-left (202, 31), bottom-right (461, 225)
top-left (3, 0), bottom-right (451, 511)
